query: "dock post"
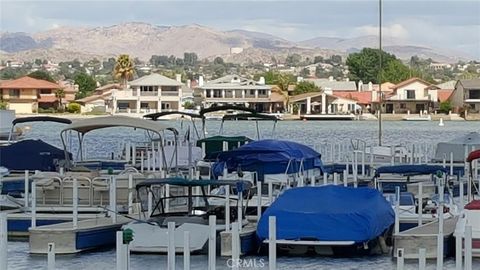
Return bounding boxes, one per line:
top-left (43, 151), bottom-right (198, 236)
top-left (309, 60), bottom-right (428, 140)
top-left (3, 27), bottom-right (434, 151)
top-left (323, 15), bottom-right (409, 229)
top-left (436, 178), bottom-right (444, 270)
top-left (116, 231), bottom-right (126, 270)
top-left (396, 248), bottom-right (404, 270)
top-left (31, 180), bottom-right (36, 228)
top-left (208, 215), bottom-right (216, 270)
top-left (125, 141), bottom-right (130, 163)
top-left (128, 174), bottom-right (133, 215)
top-left (418, 248), bottom-right (426, 270)
top-left (343, 169), bottom-right (348, 187)
top-left (140, 151), bottom-right (144, 173)
top-left (165, 184), bottom-right (170, 213)
top-left (268, 182), bottom-right (273, 204)
top-left (257, 180), bottom-right (262, 221)
top-left (418, 182), bottom-right (423, 226)
top-left (311, 173), bottom-right (316, 187)
top-left (361, 148), bottom-right (365, 177)
top-left (24, 170), bottom-right (29, 209)
top-left (390, 146), bottom-right (394, 165)
top-left (268, 216), bottom-right (276, 270)
top-left (110, 176), bottom-right (117, 224)
top-left (147, 189), bottom-right (153, 218)
top-left (323, 172), bottom-right (328, 185)
top-left (369, 146), bottom-right (374, 176)
top-left (167, 222), bottom-right (175, 270)
top-left (131, 144), bottom-right (136, 166)
top-left (225, 186), bottom-right (230, 232)
top-left (465, 225), bottom-right (472, 270)
top-left (47, 243), bottom-right (55, 270)
top-left (394, 186), bottom-right (400, 234)
top-left (183, 231), bottom-right (190, 270)
top-left (0, 213), bottom-right (7, 270)
top-left (442, 154), bottom-right (446, 168)
top-left (459, 176), bottom-right (464, 212)
top-left (232, 222), bottom-right (240, 270)
top-left (455, 229), bottom-right (462, 270)
top-left (333, 173), bottom-right (338, 185)
top-left (411, 145), bottom-right (415, 164)
top-left (449, 152), bottom-right (453, 176)
top-left (237, 190), bottom-right (243, 233)
top-left (146, 151), bottom-right (151, 172)
top-left (73, 178), bottom-right (78, 229)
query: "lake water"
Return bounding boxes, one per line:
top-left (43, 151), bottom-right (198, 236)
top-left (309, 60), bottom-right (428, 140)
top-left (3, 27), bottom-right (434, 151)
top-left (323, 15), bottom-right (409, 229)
top-left (6, 119), bottom-right (480, 269)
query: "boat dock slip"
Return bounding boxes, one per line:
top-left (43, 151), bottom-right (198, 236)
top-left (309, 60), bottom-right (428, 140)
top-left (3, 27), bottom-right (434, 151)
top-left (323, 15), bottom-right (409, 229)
top-left (29, 216), bottom-right (130, 254)
top-left (393, 216), bottom-right (458, 259)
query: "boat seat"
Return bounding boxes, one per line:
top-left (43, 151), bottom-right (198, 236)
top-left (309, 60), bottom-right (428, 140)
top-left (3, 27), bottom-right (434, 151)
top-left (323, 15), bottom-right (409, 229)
top-left (92, 176), bottom-right (110, 206)
top-left (161, 215), bottom-right (208, 226)
top-left (34, 177), bottom-right (62, 205)
top-left (62, 176), bottom-right (92, 206)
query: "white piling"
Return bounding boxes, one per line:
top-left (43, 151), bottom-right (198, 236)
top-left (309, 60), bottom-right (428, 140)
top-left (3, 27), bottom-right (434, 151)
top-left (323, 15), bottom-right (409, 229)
top-left (257, 181), bottom-right (262, 221)
top-left (183, 231), bottom-right (190, 270)
top-left (110, 176), bottom-right (117, 224)
top-left (0, 213), bottom-right (7, 270)
top-left (147, 190), bottom-right (153, 218)
top-left (390, 146), bottom-right (395, 165)
top-left (140, 151), bottom-right (144, 173)
top-left (418, 248), bottom-right (426, 270)
top-left (311, 173), bottom-right (316, 187)
top-left (268, 182), bottom-right (273, 204)
top-left (31, 180), bottom-right (36, 228)
top-left (116, 231), bottom-right (126, 270)
top-left (361, 148), bottom-right (365, 177)
top-left (225, 186), bottom-right (230, 232)
top-left (208, 215), bottom-right (216, 270)
top-left (396, 248), bottom-right (404, 270)
top-left (369, 146), bottom-right (374, 176)
top-left (333, 173), bottom-right (338, 185)
top-left (146, 151), bottom-right (151, 172)
top-left (232, 222), bottom-right (240, 270)
top-left (24, 170), bottom-right (29, 209)
top-left (165, 184), bottom-right (170, 213)
top-left (418, 182), bottom-right (423, 226)
top-left (437, 178), bottom-right (444, 270)
top-left (411, 144), bottom-right (415, 164)
top-left (455, 230), bottom-right (462, 270)
top-left (343, 169), bottom-right (348, 187)
top-left (47, 243), bottom-right (55, 270)
top-left (465, 225), bottom-right (472, 270)
top-left (128, 174), bottom-right (133, 215)
top-left (395, 186), bottom-right (400, 234)
top-left (167, 222), bottom-right (175, 270)
top-left (237, 190), bottom-right (243, 233)
top-left (73, 178), bottom-right (78, 229)
top-left (125, 142), bottom-right (131, 163)
top-left (268, 216), bottom-right (276, 270)
top-left (323, 172), bottom-right (328, 185)
top-left (449, 152), bottom-right (454, 176)
top-left (131, 144), bottom-right (136, 166)
top-left (459, 177), bottom-right (464, 212)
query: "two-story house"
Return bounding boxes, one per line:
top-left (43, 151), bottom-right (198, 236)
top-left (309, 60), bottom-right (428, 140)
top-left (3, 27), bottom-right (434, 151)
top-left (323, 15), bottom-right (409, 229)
top-left (196, 74), bottom-right (284, 113)
top-left (112, 73), bottom-right (184, 113)
top-left (449, 79), bottom-right (480, 113)
top-left (0, 76), bottom-right (61, 113)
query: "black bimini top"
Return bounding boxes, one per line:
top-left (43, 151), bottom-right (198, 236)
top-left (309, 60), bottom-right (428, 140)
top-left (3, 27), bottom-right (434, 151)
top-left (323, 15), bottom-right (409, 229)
top-left (221, 113), bottom-right (278, 121)
top-left (200, 105), bottom-right (256, 116)
top-left (144, 111), bottom-right (202, 121)
top-left (12, 116), bottom-right (72, 125)
top-left (136, 177), bottom-right (252, 190)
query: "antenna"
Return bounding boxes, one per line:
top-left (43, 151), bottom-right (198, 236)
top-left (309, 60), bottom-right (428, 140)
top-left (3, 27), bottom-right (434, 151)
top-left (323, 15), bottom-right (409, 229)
top-left (378, 0), bottom-right (383, 146)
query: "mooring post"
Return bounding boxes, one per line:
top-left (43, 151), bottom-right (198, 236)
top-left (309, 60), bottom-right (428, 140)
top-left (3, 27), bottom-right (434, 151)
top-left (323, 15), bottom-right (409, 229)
top-left (128, 174), bottom-right (133, 215)
top-left (116, 231), bottom-right (125, 270)
top-left (47, 243), bottom-right (55, 270)
top-left (268, 216), bottom-right (276, 270)
top-left (455, 229), bottom-right (462, 270)
top-left (0, 213), bottom-right (7, 270)
top-left (167, 222), bottom-right (175, 270)
top-left (257, 180), bottom-right (262, 221)
top-left (437, 178), bottom-right (444, 270)
top-left (24, 170), bottom-right (29, 209)
top-left (396, 248), bottom-right (404, 270)
top-left (268, 181), bottom-right (273, 204)
top-left (394, 186), bottom-right (400, 234)
top-left (418, 182), bottom-right (423, 226)
top-left (140, 151), bottom-right (144, 173)
top-left (449, 152), bottom-right (454, 176)
top-left (131, 144), bottom-right (136, 166)
top-left (31, 180), bottom-right (37, 229)
top-left (343, 169), bottom-right (348, 187)
top-left (465, 225), bottom-right (472, 270)
top-left (183, 231), bottom-right (190, 270)
top-left (147, 189), bottom-right (153, 218)
top-left (225, 186), bottom-right (230, 232)
top-left (110, 176), bottom-right (117, 224)
top-left (418, 248), bottom-right (426, 270)
top-left (73, 178), bottom-right (78, 229)
top-left (323, 172), bottom-right (328, 185)
top-left (232, 222), bottom-right (240, 270)
top-left (208, 215), bottom-right (216, 270)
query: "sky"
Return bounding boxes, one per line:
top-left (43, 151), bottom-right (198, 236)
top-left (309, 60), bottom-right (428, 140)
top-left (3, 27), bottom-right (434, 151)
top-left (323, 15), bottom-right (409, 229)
top-left (1, 0), bottom-right (479, 58)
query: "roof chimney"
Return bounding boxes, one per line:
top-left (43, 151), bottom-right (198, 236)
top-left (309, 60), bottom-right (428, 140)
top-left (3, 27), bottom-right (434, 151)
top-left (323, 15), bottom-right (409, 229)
top-left (368, 82), bottom-right (373, 91)
top-left (175, 74), bottom-right (182, 82)
top-left (199, 75), bottom-right (204, 87)
top-left (358, 80), bottom-right (363, 92)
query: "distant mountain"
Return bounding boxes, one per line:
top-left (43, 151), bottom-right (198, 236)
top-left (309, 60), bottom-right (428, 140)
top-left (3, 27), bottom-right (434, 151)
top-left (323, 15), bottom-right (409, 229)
top-left (0, 22), bottom-right (472, 63)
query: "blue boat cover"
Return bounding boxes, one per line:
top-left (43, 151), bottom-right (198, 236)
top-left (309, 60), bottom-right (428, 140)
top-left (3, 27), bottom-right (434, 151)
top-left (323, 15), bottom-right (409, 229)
top-left (0, 139), bottom-right (70, 171)
top-left (375, 165), bottom-right (447, 176)
top-left (256, 186), bottom-right (394, 243)
top-left (211, 139), bottom-right (323, 180)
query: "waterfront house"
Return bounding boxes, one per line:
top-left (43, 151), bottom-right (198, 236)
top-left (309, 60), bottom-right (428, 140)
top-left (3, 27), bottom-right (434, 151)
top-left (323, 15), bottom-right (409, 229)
top-left (0, 76), bottom-right (62, 113)
top-left (289, 91), bottom-right (359, 115)
top-left (112, 73), bottom-right (184, 113)
top-left (195, 74), bottom-right (284, 113)
top-left (449, 78), bottom-right (480, 113)
top-left (305, 77), bottom-right (357, 92)
top-left (76, 83), bottom-right (121, 113)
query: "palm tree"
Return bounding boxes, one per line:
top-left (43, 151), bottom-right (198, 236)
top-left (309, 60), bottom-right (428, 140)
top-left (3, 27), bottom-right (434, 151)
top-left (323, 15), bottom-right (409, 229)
top-left (272, 73), bottom-right (293, 112)
top-left (114, 54), bottom-right (135, 88)
top-left (55, 88), bottom-right (65, 111)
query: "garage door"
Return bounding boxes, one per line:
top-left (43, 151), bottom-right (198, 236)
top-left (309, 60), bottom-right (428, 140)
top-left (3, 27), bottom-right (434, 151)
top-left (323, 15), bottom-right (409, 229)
top-left (8, 103), bottom-right (33, 114)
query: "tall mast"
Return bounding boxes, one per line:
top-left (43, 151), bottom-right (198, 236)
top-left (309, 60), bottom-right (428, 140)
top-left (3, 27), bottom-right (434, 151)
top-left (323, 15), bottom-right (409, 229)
top-left (378, 0), bottom-right (383, 146)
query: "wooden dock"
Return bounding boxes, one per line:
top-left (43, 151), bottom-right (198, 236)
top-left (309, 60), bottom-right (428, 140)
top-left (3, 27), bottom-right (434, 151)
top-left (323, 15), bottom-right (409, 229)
top-left (393, 216), bottom-right (458, 259)
top-left (29, 216), bottom-right (130, 254)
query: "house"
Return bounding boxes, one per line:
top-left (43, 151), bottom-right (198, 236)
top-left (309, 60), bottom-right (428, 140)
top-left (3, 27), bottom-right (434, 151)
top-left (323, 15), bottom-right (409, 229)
top-left (76, 83), bottom-right (121, 113)
top-left (112, 73), bottom-right (184, 113)
top-left (195, 74), bottom-right (284, 113)
top-left (371, 77), bottom-right (439, 114)
top-left (289, 91), bottom-right (359, 115)
top-left (332, 91), bottom-right (372, 111)
top-left (0, 76), bottom-right (61, 113)
top-left (449, 79), bottom-right (480, 113)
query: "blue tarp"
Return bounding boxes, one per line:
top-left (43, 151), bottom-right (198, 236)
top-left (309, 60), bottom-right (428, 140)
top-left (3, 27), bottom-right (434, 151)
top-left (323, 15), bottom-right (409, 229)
top-left (375, 165), bottom-right (447, 177)
top-left (0, 139), bottom-right (70, 171)
top-left (256, 186), bottom-right (394, 243)
top-left (211, 139), bottom-right (323, 180)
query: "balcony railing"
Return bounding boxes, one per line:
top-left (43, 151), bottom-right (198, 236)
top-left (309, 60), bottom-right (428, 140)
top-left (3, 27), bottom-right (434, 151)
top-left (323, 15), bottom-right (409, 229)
top-left (162, 91), bottom-right (180, 96)
top-left (140, 91), bottom-right (158, 96)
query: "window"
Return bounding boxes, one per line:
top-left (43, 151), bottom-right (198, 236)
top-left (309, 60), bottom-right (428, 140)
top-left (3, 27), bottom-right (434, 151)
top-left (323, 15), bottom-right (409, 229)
top-left (250, 90), bottom-right (255, 95)
top-left (258, 90), bottom-right (267, 96)
top-left (140, 86), bottom-right (157, 92)
top-left (9, 89), bottom-right (20, 98)
top-left (469, 90), bottom-right (480, 99)
top-left (40, 89), bottom-right (51, 94)
top-left (213, 90), bottom-right (222, 98)
top-left (400, 103), bottom-right (406, 109)
top-left (162, 103), bottom-right (171, 109)
top-left (406, 90), bottom-right (416, 99)
top-left (140, 102), bottom-right (150, 109)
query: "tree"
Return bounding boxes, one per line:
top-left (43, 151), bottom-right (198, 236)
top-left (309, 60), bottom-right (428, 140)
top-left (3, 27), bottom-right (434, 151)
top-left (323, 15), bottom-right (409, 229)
top-left (314, 56), bottom-right (324, 64)
top-left (55, 88), bottom-right (65, 111)
top-left (439, 101), bottom-right (452, 114)
top-left (184, 52), bottom-right (198, 66)
top-left (74, 72), bottom-right (97, 99)
top-left (114, 54), bottom-right (135, 87)
top-left (28, 70), bottom-right (56, 82)
top-left (213, 57), bottom-right (224, 65)
top-left (346, 48), bottom-right (397, 83)
top-left (293, 81), bottom-right (320, 95)
top-left (285, 54), bottom-right (302, 67)
top-left (381, 60), bottom-right (411, 83)
top-left (299, 68), bottom-right (310, 78)
top-left (330, 55), bottom-right (342, 63)
top-left (272, 73), bottom-right (295, 108)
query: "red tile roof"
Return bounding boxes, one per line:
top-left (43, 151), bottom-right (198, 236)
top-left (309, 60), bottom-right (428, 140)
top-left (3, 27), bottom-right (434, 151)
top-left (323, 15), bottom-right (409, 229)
top-left (0, 76), bottom-right (60, 89)
top-left (332, 91), bottom-right (372, 104)
top-left (438, 90), bottom-right (453, 102)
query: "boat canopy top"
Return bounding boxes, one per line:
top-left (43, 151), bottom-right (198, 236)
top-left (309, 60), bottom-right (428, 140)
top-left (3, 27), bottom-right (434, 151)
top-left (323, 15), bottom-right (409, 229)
top-left (467, 149), bottom-right (480, 162)
top-left (221, 113), bottom-right (278, 121)
top-left (136, 177), bottom-right (252, 190)
top-left (465, 200), bottom-right (480, 210)
top-left (211, 139), bottom-right (323, 180)
top-left (143, 111), bottom-right (202, 121)
top-left (375, 164), bottom-right (447, 177)
top-left (12, 116), bottom-right (72, 125)
top-left (61, 116), bottom-right (171, 135)
top-left (256, 186), bottom-right (394, 242)
top-left (200, 105), bottom-right (256, 116)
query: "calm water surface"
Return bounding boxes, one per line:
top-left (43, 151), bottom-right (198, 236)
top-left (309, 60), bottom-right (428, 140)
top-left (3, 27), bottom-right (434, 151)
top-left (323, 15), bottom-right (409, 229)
top-left (7, 119), bottom-right (480, 269)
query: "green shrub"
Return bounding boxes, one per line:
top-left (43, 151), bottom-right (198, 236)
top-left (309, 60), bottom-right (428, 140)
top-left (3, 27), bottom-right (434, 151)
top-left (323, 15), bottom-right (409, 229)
top-left (439, 101), bottom-right (452, 114)
top-left (67, 102), bottom-right (81, 113)
top-left (0, 101), bottom-right (7, 110)
top-left (38, 107), bottom-right (55, 113)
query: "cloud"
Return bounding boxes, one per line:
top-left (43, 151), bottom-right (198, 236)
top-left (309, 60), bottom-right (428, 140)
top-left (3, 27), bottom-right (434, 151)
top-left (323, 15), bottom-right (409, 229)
top-left (355, 24), bottom-right (409, 40)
